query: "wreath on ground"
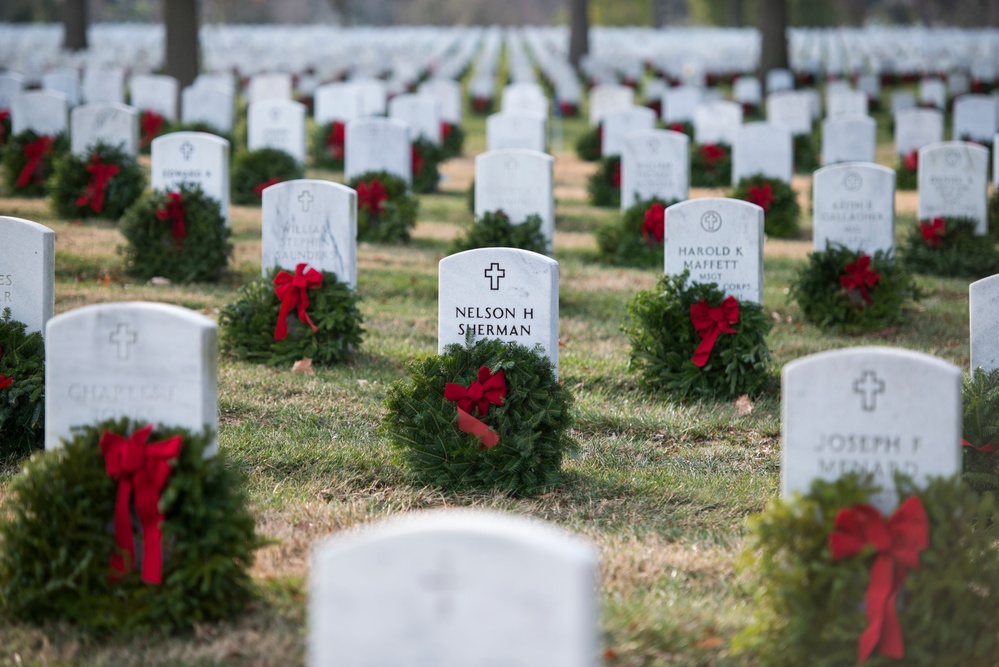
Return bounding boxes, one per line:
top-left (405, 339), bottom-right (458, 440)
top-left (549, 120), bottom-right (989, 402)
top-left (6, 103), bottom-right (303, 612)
top-left (896, 151), bottom-right (918, 191)
top-left (230, 147), bottom-right (304, 206)
top-left (690, 142), bottom-right (731, 188)
top-left (347, 170), bottom-right (419, 243)
top-left (0, 109), bottom-right (11, 147)
top-left (49, 142), bottom-right (147, 220)
top-left (623, 271), bottom-right (772, 400)
top-left (596, 197), bottom-right (678, 268)
top-left (789, 244), bottom-right (920, 333)
top-left (961, 367), bottom-right (999, 494)
top-left (731, 175), bottom-right (801, 239)
top-left (558, 100), bottom-right (579, 117)
top-left (471, 95), bottom-right (493, 115)
top-left (219, 265), bottom-right (363, 368)
top-left (139, 110), bottom-right (170, 153)
top-left (900, 216), bottom-right (999, 279)
top-left (309, 119), bottom-right (345, 171)
top-left (411, 137), bottom-right (442, 194)
top-left (0, 418), bottom-right (263, 634)
top-left (440, 122), bottom-right (465, 160)
top-left (587, 155), bottom-right (621, 208)
top-left (736, 473), bottom-right (999, 667)
top-left (575, 124), bottom-right (601, 162)
top-left (448, 210), bottom-right (548, 256)
top-left (0, 308), bottom-right (44, 461)
top-left (793, 132), bottom-right (819, 174)
top-left (382, 337), bottom-right (575, 497)
top-left (2, 130), bottom-right (69, 197)
top-left (118, 184), bottom-right (233, 284)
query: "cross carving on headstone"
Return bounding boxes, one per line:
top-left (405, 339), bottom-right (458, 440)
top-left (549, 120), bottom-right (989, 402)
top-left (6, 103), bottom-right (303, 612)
top-left (298, 190), bottom-right (313, 212)
top-left (484, 262), bottom-right (506, 290)
top-left (180, 141), bottom-right (194, 161)
top-left (109, 323), bottom-right (138, 361)
top-left (419, 557), bottom-right (457, 619)
top-left (853, 370), bottom-right (885, 411)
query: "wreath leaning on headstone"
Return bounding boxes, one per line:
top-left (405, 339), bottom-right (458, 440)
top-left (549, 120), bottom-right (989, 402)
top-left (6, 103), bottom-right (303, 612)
top-left (0, 418), bottom-right (264, 634)
top-left (900, 216), bottom-right (999, 279)
top-left (448, 210), bottom-right (548, 256)
top-left (689, 141), bottom-right (732, 188)
top-left (736, 473), bottom-right (999, 667)
top-left (219, 265), bottom-right (364, 368)
top-left (0, 308), bottom-right (44, 461)
top-left (1, 130), bottom-right (69, 197)
top-left (623, 271), bottom-right (773, 400)
top-left (309, 119), bottom-right (346, 171)
top-left (118, 184), bottom-right (233, 284)
top-left (793, 132), bottom-right (819, 174)
top-left (789, 244), bottom-right (920, 333)
top-left (574, 124), bottom-right (601, 162)
top-left (440, 121), bottom-right (465, 160)
top-left (895, 151), bottom-right (918, 191)
top-left (0, 109), bottom-right (11, 147)
top-left (596, 197), bottom-right (679, 268)
top-left (731, 174), bottom-right (801, 239)
top-left (49, 142), bottom-right (147, 220)
top-left (230, 147), bottom-right (304, 206)
top-left (411, 137), bottom-right (443, 194)
top-left (382, 337), bottom-right (576, 497)
top-left (139, 109), bottom-right (170, 153)
top-left (586, 155), bottom-right (621, 208)
top-left (347, 170), bottom-right (419, 244)
top-left (961, 367), bottom-right (999, 494)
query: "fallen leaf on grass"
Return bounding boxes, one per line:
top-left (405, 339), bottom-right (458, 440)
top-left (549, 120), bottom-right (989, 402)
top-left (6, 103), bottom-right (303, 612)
top-left (696, 636), bottom-right (724, 649)
top-left (734, 394), bottom-right (754, 415)
top-left (292, 358), bottom-right (314, 375)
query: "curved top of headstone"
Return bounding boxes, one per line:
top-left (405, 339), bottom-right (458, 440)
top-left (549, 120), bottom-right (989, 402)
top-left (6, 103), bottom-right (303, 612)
top-left (0, 216), bottom-right (54, 336)
top-left (151, 130), bottom-right (231, 150)
top-left (475, 147), bottom-right (554, 166)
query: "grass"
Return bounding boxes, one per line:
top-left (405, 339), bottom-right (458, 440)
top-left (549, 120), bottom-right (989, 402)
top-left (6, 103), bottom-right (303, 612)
top-left (0, 92), bottom-right (981, 666)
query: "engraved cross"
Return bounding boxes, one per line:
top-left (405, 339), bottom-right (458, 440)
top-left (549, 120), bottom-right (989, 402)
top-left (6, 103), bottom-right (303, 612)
top-left (298, 190), bottom-right (313, 212)
top-left (853, 370), bottom-right (885, 412)
top-left (484, 263), bottom-right (505, 290)
top-left (109, 323), bottom-right (138, 361)
top-left (180, 141), bottom-right (194, 160)
top-left (419, 557), bottom-right (457, 619)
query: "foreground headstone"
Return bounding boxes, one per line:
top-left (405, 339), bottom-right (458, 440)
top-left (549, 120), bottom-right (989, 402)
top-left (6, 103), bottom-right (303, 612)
top-left (917, 141), bottom-right (989, 234)
top-left (309, 510), bottom-right (599, 667)
top-left (620, 129), bottom-right (689, 210)
top-left (70, 102), bottom-right (139, 157)
top-left (345, 117), bottom-right (411, 185)
top-left (782, 347), bottom-right (961, 513)
top-left (151, 131), bottom-right (231, 223)
top-left (247, 99), bottom-right (307, 163)
top-left (0, 216), bottom-right (54, 336)
top-left (474, 149), bottom-right (555, 247)
top-left (812, 162), bottom-right (896, 254)
top-left (970, 275), bottom-right (999, 373)
top-left (45, 302), bottom-right (219, 456)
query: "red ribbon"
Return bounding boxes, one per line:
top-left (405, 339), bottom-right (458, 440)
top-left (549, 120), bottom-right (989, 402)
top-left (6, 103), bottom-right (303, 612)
top-left (411, 144), bottom-right (424, 177)
top-left (919, 217), bottom-right (945, 248)
top-left (99, 424), bottom-right (182, 585)
top-left (140, 110), bottom-right (165, 148)
top-left (962, 438), bottom-right (999, 453)
top-left (700, 143), bottom-right (726, 167)
top-left (642, 201), bottom-right (666, 247)
top-left (444, 366), bottom-right (507, 449)
top-left (669, 122), bottom-right (686, 134)
top-left (254, 177), bottom-right (282, 197)
top-left (0, 344), bottom-right (12, 389)
top-left (16, 135), bottom-right (54, 188)
top-left (326, 120), bottom-right (345, 159)
top-left (75, 153), bottom-right (120, 213)
top-left (155, 191), bottom-right (187, 242)
top-left (273, 263), bottom-right (323, 340)
top-left (441, 121), bottom-right (453, 143)
top-left (357, 178), bottom-right (387, 214)
top-left (0, 109), bottom-right (9, 145)
top-left (829, 497), bottom-right (929, 664)
top-left (689, 296), bottom-right (740, 367)
top-left (903, 150), bottom-right (918, 172)
top-left (558, 101), bottom-right (576, 116)
top-left (840, 255), bottom-right (881, 306)
top-left (473, 96), bottom-right (491, 113)
top-left (611, 160), bottom-right (621, 188)
top-left (747, 183), bottom-right (774, 212)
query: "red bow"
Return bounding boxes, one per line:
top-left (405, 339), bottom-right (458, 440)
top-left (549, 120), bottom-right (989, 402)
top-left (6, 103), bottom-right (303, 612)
top-left (689, 296), bottom-right (740, 367)
top-left (558, 101), bottom-right (576, 116)
top-left (140, 110), bottom-right (165, 148)
top-left (840, 255), bottom-right (881, 306)
top-left (473, 97), bottom-right (490, 113)
top-left (642, 202), bottom-right (666, 247)
top-left (254, 177), bottom-right (282, 197)
top-left (411, 144), bottom-right (424, 177)
top-left (700, 143), bottom-right (726, 166)
top-left (903, 150), bottom-right (918, 172)
top-left (16, 135), bottom-right (53, 188)
top-left (75, 153), bottom-right (120, 213)
top-left (441, 121), bottom-right (453, 142)
top-left (357, 178), bottom-right (387, 214)
top-left (962, 438), bottom-right (999, 453)
top-left (829, 497), bottom-right (929, 664)
top-left (99, 424), bottom-right (182, 585)
top-left (155, 191), bottom-right (187, 242)
top-left (0, 109), bottom-right (9, 145)
top-left (326, 120), bottom-right (345, 159)
top-left (273, 263), bottom-right (323, 340)
top-left (669, 122), bottom-right (686, 134)
top-left (611, 160), bottom-right (621, 188)
top-left (444, 366), bottom-right (507, 449)
top-left (747, 183), bottom-right (774, 212)
top-left (0, 344), bottom-right (12, 390)
top-left (919, 217), bottom-right (945, 248)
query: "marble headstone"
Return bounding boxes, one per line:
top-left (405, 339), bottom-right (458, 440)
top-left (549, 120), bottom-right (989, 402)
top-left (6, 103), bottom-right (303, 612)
top-left (600, 106), bottom-right (657, 157)
top-left (812, 162), bottom-right (896, 254)
top-left (82, 66), bottom-right (125, 105)
top-left (620, 129), bottom-right (689, 210)
top-left (314, 82), bottom-right (363, 125)
top-left (821, 115), bottom-right (876, 165)
top-left (248, 72), bottom-right (293, 103)
top-left (486, 112), bottom-right (547, 153)
top-left (662, 86), bottom-right (702, 124)
top-left (0, 216), bottom-right (54, 336)
top-left (952, 95), bottom-right (998, 144)
top-left (970, 275), bottom-right (999, 373)
top-left (151, 131), bottom-right (231, 223)
top-left (419, 78), bottom-right (462, 124)
top-left (389, 94), bottom-right (442, 144)
top-left (589, 84), bottom-right (634, 125)
top-left (693, 100), bottom-right (743, 145)
top-left (130, 74), bottom-right (179, 122)
top-left (895, 108), bottom-right (944, 157)
top-left (474, 149), bottom-right (555, 249)
top-left (767, 91), bottom-right (812, 136)
top-left (11, 91), bottom-right (68, 136)
top-left (731, 122), bottom-right (792, 185)
top-left (42, 69), bottom-right (80, 107)
top-left (917, 141), bottom-right (989, 234)
top-left (181, 83), bottom-right (235, 133)
top-left (344, 117), bottom-right (412, 185)
top-left (0, 72), bottom-right (25, 110)
top-left (70, 103), bottom-right (140, 157)
top-left (247, 99), bottom-right (307, 163)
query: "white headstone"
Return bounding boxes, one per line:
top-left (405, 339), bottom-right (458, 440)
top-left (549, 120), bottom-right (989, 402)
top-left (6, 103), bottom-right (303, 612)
top-left (894, 108), bottom-right (944, 157)
top-left (181, 83), bottom-right (235, 134)
top-left (826, 88), bottom-right (867, 117)
top-left (151, 131), bottom-right (231, 224)
top-left (918, 78), bottom-right (947, 109)
top-left (952, 94), bottom-right (998, 143)
top-left (82, 66), bottom-right (126, 105)
top-left (70, 103), bottom-right (140, 157)
top-left (419, 78), bottom-right (462, 124)
top-left (890, 91), bottom-right (916, 115)
top-left (0, 72), bottom-right (25, 111)
top-left (662, 86), bottom-right (703, 124)
top-left (389, 94), bottom-right (442, 144)
top-left (589, 84), bottom-right (634, 125)
top-left (474, 149), bottom-right (555, 249)
top-left (620, 129), bottom-right (689, 210)
top-left (501, 83), bottom-right (549, 119)
top-left (918, 141), bottom-right (989, 235)
top-left (731, 122), bottom-right (792, 185)
top-left (248, 72), bottom-right (293, 103)
top-left (42, 69), bottom-right (80, 107)
top-left (486, 112), bottom-right (546, 153)
top-left (766, 68), bottom-right (795, 94)
top-left (247, 99), bottom-right (307, 163)
top-left (11, 91), bottom-right (68, 136)
top-left (693, 100), bottom-right (743, 145)
top-left (767, 91), bottom-right (812, 136)
top-left (600, 106), bottom-right (656, 157)
top-left (130, 74), bottom-right (179, 122)
top-left (812, 162), bottom-right (896, 254)
top-left (821, 115), bottom-right (876, 165)
top-left (344, 117), bottom-right (412, 185)
top-left (351, 78), bottom-right (388, 117)
top-left (0, 216), bottom-right (54, 336)
top-left (970, 275), bottom-right (999, 373)
top-left (733, 76), bottom-right (762, 106)
top-left (314, 82), bottom-right (363, 125)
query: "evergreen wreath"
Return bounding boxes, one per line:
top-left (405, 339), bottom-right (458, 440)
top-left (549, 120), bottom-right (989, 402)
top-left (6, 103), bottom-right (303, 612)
top-left (382, 337), bottom-right (576, 497)
top-left (411, 137), bottom-right (442, 194)
top-left (989, 190), bottom-right (999, 232)
top-left (0, 109), bottom-right (11, 147)
top-left (448, 210), bottom-right (548, 256)
top-left (309, 119), bottom-right (345, 171)
top-left (896, 151), bottom-right (918, 191)
top-left (118, 184), bottom-right (233, 284)
top-left (596, 197), bottom-right (679, 268)
top-left (623, 271), bottom-right (772, 400)
top-left (789, 245), bottom-right (920, 333)
top-left (49, 141), bottom-right (147, 220)
top-left (0, 308), bottom-right (44, 461)
top-left (219, 266), bottom-right (363, 368)
top-left (731, 175), bottom-right (801, 239)
top-left (574, 124), bottom-right (601, 162)
top-left (139, 110), bottom-right (170, 154)
top-left (900, 216), bottom-right (999, 279)
top-left (471, 95), bottom-right (493, 115)
top-left (586, 155), bottom-right (621, 208)
top-left (736, 473), bottom-right (999, 667)
top-left (793, 132), bottom-right (819, 174)
top-left (347, 170), bottom-right (419, 243)
top-left (440, 122), bottom-right (465, 160)
top-left (690, 141), bottom-right (732, 188)
top-left (961, 367), bottom-right (999, 494)
top-left (0, 418), bottom-right (263, 634)
top-left (2, 130), bottom-right (68, 198)
top-left (558, 100), bottom-right (579, 117)
top-left (230, 147), bottom-right (304, 206)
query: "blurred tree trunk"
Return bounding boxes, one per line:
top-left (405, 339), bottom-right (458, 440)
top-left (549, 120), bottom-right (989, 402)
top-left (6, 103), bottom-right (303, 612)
top-left (569, 0), bottom-right (588, 68)
top-left (758, 0), bottom-right (788, 77)
top-left (165, 0), bottom-right (200, 89)
top-left (62, 0), bottom-right (88, 51)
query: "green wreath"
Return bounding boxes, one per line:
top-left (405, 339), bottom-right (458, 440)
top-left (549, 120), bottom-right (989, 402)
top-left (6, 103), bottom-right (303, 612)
top-left (309, 119), bottom-right (345, 171)
top-left (900, 216), bottom-right (999, 279)
top-left (989, 190), bottom-right (999, 232)
top-left (793, 132), bottom-right (819, 174)
top-left (896, 152), bottom-right (918, 191)
top-left (118, 184), bottom-right (233, 283)
top-left (690, 141), bottom-right (732, 188)
top-left (587, 155), bottom-right (621, 208)
top-left (219, 267), bottom-right (363, 368)
top-left (139, 110), bottom-right (171, 154)
top-left (731, 175), bottom-right (801, 239)
top-left (0, 111), bottom-right (11, 148)
top-left (574, 124), bottom-right (601, 162)
top-left (0, 418), bottom-right (263, 634)
top-left (596, 197), bottom-right (678, 268)
top-left (49, 141), bottom-right (147, 220)
top-left (440, 122), bottom-right (465, 160)
top-left (382, 338), bottom-right (576, 497)
top-left (448, 210), bottom-right (548, 256)
top-left (347, 170), bottom-right (419, 244)
top-left (411, 137), bottom-right (443, 194)
top-left (2, 130), bottom-right (69, 197)
top-left (0, 308), bottom-right (44, 461)
top-left (961, 367), bottom-right (999, 494)
top-left (623, 271), bottom-right (772, 400)
top-left (737, 473), bottom-right (999, 667)
top-left (789, 245), bottom-right (920, 333)
top-left (230, 147), bottom-right (304, 206)
top-left (470, 95), bottom-right (494, 115)
top-left (664, 121), bottom-right (693, 138)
